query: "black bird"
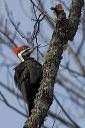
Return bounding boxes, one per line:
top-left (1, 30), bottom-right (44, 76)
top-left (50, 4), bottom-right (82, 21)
top-left (14, 45), bottom-right (42, 116)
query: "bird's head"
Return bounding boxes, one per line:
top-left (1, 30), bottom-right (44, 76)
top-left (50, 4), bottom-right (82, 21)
top-left (13, 45), bottom-right (35, 61)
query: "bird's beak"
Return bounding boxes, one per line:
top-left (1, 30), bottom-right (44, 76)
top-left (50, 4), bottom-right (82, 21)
top-left (27, 47), bottom-right (36, 54)
top-left (30, 46), bottom-right (38, 53)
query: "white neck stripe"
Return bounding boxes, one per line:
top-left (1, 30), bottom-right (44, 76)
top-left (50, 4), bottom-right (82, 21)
top-left (18, 53), bottom-right (24, 62)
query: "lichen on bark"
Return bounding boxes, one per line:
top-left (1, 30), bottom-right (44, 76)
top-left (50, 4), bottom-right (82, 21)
top-left (23, 1), bottom-right (84, 128)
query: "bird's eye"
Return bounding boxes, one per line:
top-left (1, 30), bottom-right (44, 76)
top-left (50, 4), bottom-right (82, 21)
top-left (22, 47), bottom-right (25, 50)
top-left (22, 46), bottom-right (30, 50)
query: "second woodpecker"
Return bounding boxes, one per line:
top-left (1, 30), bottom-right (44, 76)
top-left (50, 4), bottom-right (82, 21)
top-left (14, 45), bottom-right (42, 116)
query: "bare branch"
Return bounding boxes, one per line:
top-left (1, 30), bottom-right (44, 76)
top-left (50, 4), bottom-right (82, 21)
top-left (68, 0), bottom-right (84, 40)
top-left (54, 95), bottom-right (80, 128)
top-left (23, 1), bottom-right (84, 127)
top-left (0, 90), bottom-right (27, 117)
top-left (24, 3), bottom-right (68, 128)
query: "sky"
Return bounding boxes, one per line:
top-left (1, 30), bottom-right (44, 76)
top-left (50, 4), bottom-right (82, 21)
top-left (0, 0), bottom-right (29, 128)
top-left (0, 0), bottom-right (85, 128)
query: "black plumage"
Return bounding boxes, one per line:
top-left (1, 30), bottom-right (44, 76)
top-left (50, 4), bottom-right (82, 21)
top-left (14, 58), bottom-right (42, 116)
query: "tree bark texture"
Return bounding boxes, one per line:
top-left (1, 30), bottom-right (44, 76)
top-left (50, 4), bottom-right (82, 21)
top-left (24, 0), bottom-right (84, 128)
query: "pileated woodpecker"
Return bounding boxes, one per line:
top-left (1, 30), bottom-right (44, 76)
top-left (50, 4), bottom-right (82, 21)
top-left (14, 45), bottom-right (42, 116)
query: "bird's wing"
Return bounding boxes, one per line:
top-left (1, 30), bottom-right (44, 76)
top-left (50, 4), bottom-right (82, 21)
top-left (25, 59), bottom-right (42, 84)
top-left (14, 62), bottom-right (30, 103)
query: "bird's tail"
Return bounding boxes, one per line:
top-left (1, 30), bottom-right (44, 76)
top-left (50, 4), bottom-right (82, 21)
top-left (28, 98), bottom-right (34, 116)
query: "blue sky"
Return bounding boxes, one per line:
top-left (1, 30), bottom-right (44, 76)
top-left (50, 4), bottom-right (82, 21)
top-left (0, 0), bottom-right (85, 128)
top-left (0, 0), bottom-right (29, 127)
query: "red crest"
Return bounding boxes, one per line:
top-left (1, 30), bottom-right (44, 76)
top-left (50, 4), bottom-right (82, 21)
top-left (13, 46), bottom-right (24, 54)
